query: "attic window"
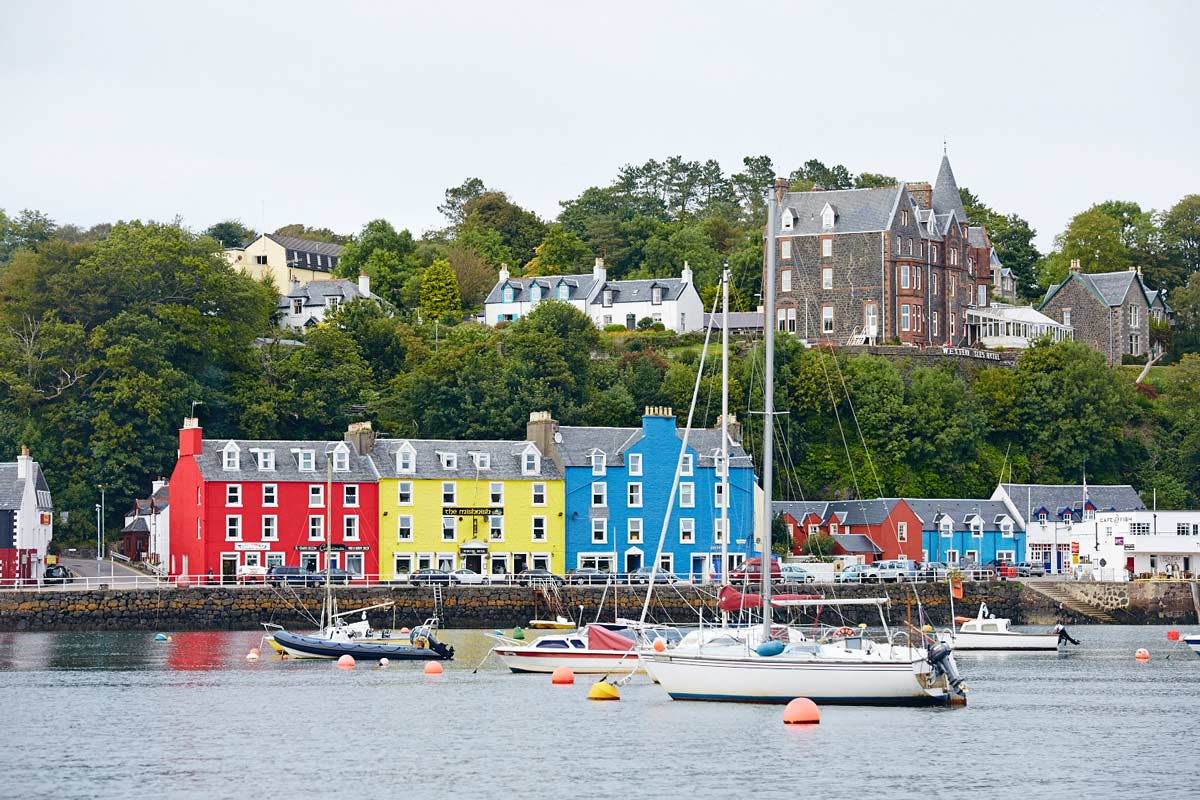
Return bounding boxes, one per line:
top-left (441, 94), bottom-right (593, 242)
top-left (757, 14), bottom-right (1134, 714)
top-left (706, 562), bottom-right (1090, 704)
top-left (291, 299), bottom-right (303, 315)
top-left (821, 204), bottom-right (835, 230)
top-left (557, 284), bottom-right (569, 301)
top-left (332, 448), bottom-right (350, 472)
top-left (522, 447), bottom-right (540, 475)
top-left (940, 519), bottom-right (952, 536)
top-left (396, 446), bottom-right (415, 474)
top-left (472, 452), bottom-right (491, 470)
top-left (222, 443), bottom-right (240, 471)
top-left (255, 450), bottom-right (275, 471)
top-left (439, 452), bottom-right (458, 470)
top-left (781, 210), bottom-right (794, 232)
top-left (298, 450), bottom-right (315, 472)
top-left (602, 289), bottom-right (613, 307)
top-left (530, 284), bottom-right (542, 303)
top-left (502, 286), bottom-right (514, 303)
top-left (651, 286), bottom-right (663, 305)
top-left (591, 452), bottom-right (606, 476)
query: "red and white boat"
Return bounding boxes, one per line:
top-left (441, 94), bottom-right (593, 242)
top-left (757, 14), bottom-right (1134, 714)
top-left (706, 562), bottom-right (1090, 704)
top-left (490, 623), bottom-right (670, 674)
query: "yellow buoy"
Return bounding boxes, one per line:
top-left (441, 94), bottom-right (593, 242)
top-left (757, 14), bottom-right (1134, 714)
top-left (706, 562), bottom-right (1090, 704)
top-left (783, 697), bottom-right (820, 725)
top-left (588, 680), bottom-right (620, 701)
top-left (424, 660), bottom-right (444, 675)
top-left (1135, 648), bottom-right (1150, 661)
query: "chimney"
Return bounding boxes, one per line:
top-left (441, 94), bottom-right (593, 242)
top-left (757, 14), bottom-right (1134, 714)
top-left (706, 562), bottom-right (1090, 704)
top-left (289, 276), bottom-right (301, 294)
top-left (1069, 259), bottom-right (1082, 274)
top-left (526, 411), bottom-right (560, 468)
top-left (16, 445), bottom-right (31, 480)
top-left (344, 421), bottom-right (376, 455)
top-left (907, 182), bottom-right (932, 208)
top-left (718, 414), bottom-right (743, 444)
top-left (643, 406), bottom-right (675, 418)
top-left (681, 260), bottom-right (693, 285)
top-left (1128, 266), bottom-right (1137, 273)
top-left (498, 262), bottom-right (510, 283)
top-left (593, 257), bottom-right (606, 284)
top-left (179, 417), bottom-right (203, 457)
top-left (152, 478), bottom-right (167, 494)
top-left (773, 177), bottom-right (787, 204)
top-left (358, 272), bottom-right (371, 296)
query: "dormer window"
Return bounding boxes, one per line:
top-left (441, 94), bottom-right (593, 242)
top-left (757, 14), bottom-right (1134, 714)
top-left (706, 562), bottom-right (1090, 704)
top-left (1083, 507), bottom-right (1095, 521)
top-left (396, 444), bottom-right (415, 474)
top-left (298, 450), bottom-right (315, 472)
top-left (781, 208), bottom-right (795, 231)
top-left (439, 452), bottom-right (458, 470)
top-left (472, 451), bottom-right (491, 470)
top-left (602, 289), bottom-right (613, 307)
top-left (821, 203), bottom-right (835, 230)
top-left (1038, 511), bottom-right (1048, 524)
top-left (557, 284), bottom-right (569, 301)
top-left (253, 449), bottom-right (275, 471)
top-left (591, 452), bottom-right (606, 476)
top-left (530, 284), bottom-right (542, 303)
top-left (521, 445), bottom-right (540, 476)
top-left (651, 286), bottom-right (663, 305)
top-left (221, 443), bottom-right (240, 471)
top-left (332, 447), bottom-right (350, 472)
top-left (940, 519), bottom-right (953, 537)
top-left (502, 285), bottom-right (514, 303)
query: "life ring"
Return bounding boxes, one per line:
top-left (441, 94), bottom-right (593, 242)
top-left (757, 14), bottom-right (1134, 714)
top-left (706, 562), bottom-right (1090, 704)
top-left (831, 626), bottom-right (856, 639)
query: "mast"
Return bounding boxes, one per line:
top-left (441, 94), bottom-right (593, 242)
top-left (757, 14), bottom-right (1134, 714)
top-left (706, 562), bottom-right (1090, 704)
top-left (761, 180), bottom-right (780, 640)
top-left (720, 262), bottom-right (730, 628)
top-left (324, 449), bottom-right (333, 630)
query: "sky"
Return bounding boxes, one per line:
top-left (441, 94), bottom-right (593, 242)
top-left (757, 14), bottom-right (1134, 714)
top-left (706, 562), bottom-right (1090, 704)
top-left (2, 1), bottom-right (1197, 250)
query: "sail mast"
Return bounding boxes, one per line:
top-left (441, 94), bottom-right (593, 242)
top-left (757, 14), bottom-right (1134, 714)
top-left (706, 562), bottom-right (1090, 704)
top-left (761, 180), bottom-right (780, 640)
top-left (720, 262), bottom-right (730, 628)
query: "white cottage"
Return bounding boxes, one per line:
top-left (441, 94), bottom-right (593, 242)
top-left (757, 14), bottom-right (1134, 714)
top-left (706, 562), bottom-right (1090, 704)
top-left (0, 446), bottom-right (54, 585)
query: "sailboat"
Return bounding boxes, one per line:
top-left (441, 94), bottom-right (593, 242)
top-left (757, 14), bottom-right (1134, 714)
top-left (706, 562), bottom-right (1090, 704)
top-left (637, 181), bottom-right (968, 706)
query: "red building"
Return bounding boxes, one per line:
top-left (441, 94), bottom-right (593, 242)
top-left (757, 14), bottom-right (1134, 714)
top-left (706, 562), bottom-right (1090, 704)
top-left (168, 419), bottom-right (380, 582)
top-left (775, 499), bottom-right (922, 563)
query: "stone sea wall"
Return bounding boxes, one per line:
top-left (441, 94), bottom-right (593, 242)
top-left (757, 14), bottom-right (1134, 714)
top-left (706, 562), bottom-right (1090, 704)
top-left (0, 581), bottom-right (1195, 632)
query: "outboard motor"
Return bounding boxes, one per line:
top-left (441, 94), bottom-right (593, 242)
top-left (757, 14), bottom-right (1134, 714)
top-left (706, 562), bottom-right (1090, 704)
top-left (410, 624), bottom-right (455, 660)
top-left (1054, 624), bottom-right (1080, 646)
top-left (927, 641), bottom-right (966, 696)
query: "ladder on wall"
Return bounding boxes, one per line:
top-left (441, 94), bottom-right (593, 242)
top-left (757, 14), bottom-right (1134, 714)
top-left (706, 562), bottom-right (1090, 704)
top-left (432, 585), bottom-right (445, 624)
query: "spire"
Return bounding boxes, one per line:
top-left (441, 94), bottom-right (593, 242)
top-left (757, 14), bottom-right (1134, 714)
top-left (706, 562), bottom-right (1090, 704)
top-left (932, 154), bottom-right (968, 223)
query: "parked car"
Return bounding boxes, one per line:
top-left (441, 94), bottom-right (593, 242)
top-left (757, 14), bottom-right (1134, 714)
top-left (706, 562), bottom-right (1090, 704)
top-left (515, 568), bottom-right (564, 587)
top-left (628, 565), bottom-right (677, 585)
top-left (267, 565), bottom-right (323, 587)
top-left (1015, 561), bottom-right (1046, 577)
top-left (449, 568), bottom-right (489, 585)
top-left (919, 561), bottom-right (950, 580)
top-left (409, 568), bottom-right (452, 586)
top-left (779, 564), bottom-right (817, 584)
top-left (875, 559), bottom-right (921, 583)
top-left (566, 567), bottom-right (610, 585)
top-left (984, 559), bottom-right (1018, 579)
top-left (833, 563), bottom-right (880, 584)
top-left (728, 556), bottom-right (782, 583)
top-left (43, 565), bottom-right (75, 585)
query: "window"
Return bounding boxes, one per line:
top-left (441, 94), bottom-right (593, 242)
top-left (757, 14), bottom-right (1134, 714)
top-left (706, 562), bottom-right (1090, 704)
top-left (226, 485), bottom-right (241, 506)
top-left (628, 518), bottom-right (643, 544)
top-left (298, 450), bottom-right (315, 471)
top-left (439, 452), bottom-right (457, 470)
top-left (592, 482), bottom-right (607, 507)
top-left (1083, 507), bottom-right (1095, 521)
top-left (532, 517), bottom-right (547, 542)
top-left (256, 450), bottom-right (275, 470)
top-left (864, 303), bottom-right (878, 336)
top-left (680, 518), bottom-right (695, 544)
top-left (628, 483), bottom-right (642, 507)
top-left (222, 446), bottom-right (240, 471)
top-left (309, 485), bottom-right (324, 507)
top-left (781, 269), bottom-right (792, 293)
top-left (557, 284), bottom-right (569, 301)
top-left (950, 312), bottom-right (956, 337)
top-left (940, 520), bottom-right (953, 537)
top-left (502, 286), bottom-right (514, 303)
top-left (442, 516), bottom-right (456, 542)
top-left (592, 518), bottom-right (607, 544)
top-left (397, 447), bottom-right (415, 473)
top-left (308, 515), bottom-right (324, 540)
top-left (895, 236), bottom-right (902, 254)
top-left (932, 312), bottom-right (939, 338)
top-left (591, 452), bottom-right (606, 475)
top-left (530, 284), bottom-right (542, 303)
top-left (897, 521), bottom-right (907, 542)
top-left (397, 516), bottom-right (413, 541)
top-left (971, 522), bottom-right (983, 538)
top-left (907, 239), bottom-right (913, 255)
top-left (472, 451), bottom-right (491, 470)
top-left (532, 483), bottom-right (546, 506)
top-left (900, 264), bottom-right (910, 289)
top-left (1001, 522), bottom-right (1014, 538)
top-left (713, 517), bottom-right (726, 543)
top-left (344, 516), bottom-right (359, 540)
top-left (821, 238), bottom-right (832, 258)
top-left (711, 481), bottom-right (726, 509)
top-left (255, 254), bottom-right (268, 265)
top-left (397, 481), bottom-right (413, 505)
top-left (332, 449), bottom-right (349, 472)
top-left (949, 248), bottom-right (958, 266)
top-left (680, 483), bottom-right (695, 508)
top-left (489, 515), bottom-right (503, 541)
top-left (996, 550), bottom-right (1015, 562)
top-left (1038, 511), bottom-right (1048, 524)
top-left (977, 284), bottom-right (986, 306)
top-left (225, 515), bottom-right (241, 540)
top-left (931, 244), bottom-right (938, 262)
top-left (628, 453), bottom-right (642, 476)
top-left (488, 482), bottom-right (503, 505)
top-left (777, 309), bottom-right (787, 332)
top-left (1130, 522), bottom-right (1150, 535)
top-left (1177, 523), bottom-right (1191, 536)
top-left (901, 209), bottom-right (910, 226)
top-left (821, 205), bottom-right (835, 229)
top-left (829, 521), bottom-right (839, 536)
top-left (343, 485), bottom-right (358, 507)
top-left (821, 305), bottom-right (834, 334)
top-left (651, 286), bottom-right (663, 304)
top-left (602, 289), bottom-right (613, 307)
top-left (1129, 333), bottom-right (1141, 356)
top-left (900, 304), bottom-right (911, 331)
top-left (781, 240), bottom-right (792, 260)
top-left (262, 515), bottom-right (278, 540)
top-left (1129, 305), bottom-right (1139, 328)
top-left (442, 482), bottom-right (456, 505)
top-left (1063, 308), bottom-right (1072, 327)
top-left (914, 268), bottom-right (921, 290)
top-left (681, 454), bottom-right (693, 476)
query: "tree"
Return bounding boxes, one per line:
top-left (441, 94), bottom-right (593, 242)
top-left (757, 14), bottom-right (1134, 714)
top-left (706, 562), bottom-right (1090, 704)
top-left (445, 244), bottom-right (496, 309)
top-left (730, 155), bottom-right (776, 220)
top-left (855, 172), bottom-right (897, 189)
top-left (335, 220), bottom-right (421, 309)
top-left (461, 192), bottom-right (546, 268)
top-left (789, 159), bottom-right (853, 190)
top-left (1168, 270), bottom-right (1200, 357)
top-left (1162, 195), bottom-right (1200, 280)
top-left (419, 259), bottom-right (462, 320)
top-left (272, 223), bottom-right (350, 244)
top-left (988, 213), bottom-right (1041, 300)
top-left (438, 177), bottom-right (487, 225)
top-left (1, 209), bottom-right (56, 262)
top-left (205, 219), bottom-right (257, 248)
top-left (523, 224), bottom-right (591, 275)
top-left (1057, 207), bottom-right (1132, 273)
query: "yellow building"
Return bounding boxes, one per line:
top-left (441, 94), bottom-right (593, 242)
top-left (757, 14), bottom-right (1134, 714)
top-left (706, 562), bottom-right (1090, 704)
top-left (373, 438), bottom-right (564, 580)
top-left (224, 233), bottom-right (345, 291)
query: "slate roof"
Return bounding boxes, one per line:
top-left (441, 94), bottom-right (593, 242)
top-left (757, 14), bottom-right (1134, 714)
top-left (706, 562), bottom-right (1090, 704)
top-left (265, 234), bottom-right (346, 258)
top-left (122, 517), bottom-right (149, 533)
top-left (904, 499), bottom-right (1015, 532)
top-left (1041, 270), bottom-right (1153, 310)
top-left (774, 498), bottom-right (902, 527)
top-left (967, 226), bottom-right (988, 248)
top-left (833, 533), bottom-right (883, 554)
top-left (702, 312), bottom-right (764, 332)
top-left (778, 186), bottom-right (902, 235)
top-left (932, 155), bottom-right (968, 223)
top-left (555, 426), bottom-right (750, 469)
top-left (484, 274), bottom-right (598, 305)
top-left (599, 278), bottom-right (689, 305)
top-left (0, 463), bottom-right (23, 510)
top-left (195, 440), bottom-right (379, 483)
top-left (370, 439), bottom-right (561, 481)
top-left (997, 484), bottom-right (1146, 516)
top-left (279, 279), bottom-right (377, 310)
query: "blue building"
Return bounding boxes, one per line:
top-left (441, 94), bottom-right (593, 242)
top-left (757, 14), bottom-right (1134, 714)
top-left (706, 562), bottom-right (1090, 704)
top-left (906, 498), bottom-right (1024, 566)
top-left (530, 407), bottom-right (757, 580)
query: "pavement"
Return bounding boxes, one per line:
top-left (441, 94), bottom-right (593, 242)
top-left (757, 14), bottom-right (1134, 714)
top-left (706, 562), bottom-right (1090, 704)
top-left (56, 556), bottom-right (160, 588)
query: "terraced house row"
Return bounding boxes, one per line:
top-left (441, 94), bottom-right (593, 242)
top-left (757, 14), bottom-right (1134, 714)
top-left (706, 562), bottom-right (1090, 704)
top-left (167, 409), bottom-right (758, 582)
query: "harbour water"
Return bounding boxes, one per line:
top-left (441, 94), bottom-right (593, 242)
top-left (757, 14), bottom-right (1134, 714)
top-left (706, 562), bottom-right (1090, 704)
top-left (1, 626), bottom-right (1197, 800)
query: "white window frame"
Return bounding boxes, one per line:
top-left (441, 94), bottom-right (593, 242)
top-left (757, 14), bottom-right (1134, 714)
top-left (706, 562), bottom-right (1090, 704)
top-left (489, 482), bottom-right (504, 505)
top-left (628, 518), bottom-right (643, 544)
top-left (627, 482), bottom-right (642, 508)
top-left (332, 448), bottom-right (349, 472)
top-left (628, 453), bottom-right (642, 476)
top-left (822, 305), bottom-right (834, 334)
top-left (226, 484), bottom-right (241, 507)
top-left (897, 521), bottom-right (907, 542)
top-left (996, 550), bottom-right (1016, 562)
top-left (522, 449), bottom-right (539, 475)
top-left (442, 516), bottom-right (457, 542)
top-left (344, 515), bottom-right (359, 540)
top-left (680, 482), bottom-right (695, 508)
top-left (781, 240), bottom-right (792, 260)
top-left (781, 269), bottom-right (792, 293)
top-left (439, 452), bottom-right (458, 470)
top-left (442, 482), bottom-right (456, 505)
top-left (225, 515), bottom-right (241, 541)
top-left (822, 267), bottom-right (832, 290)
top-left (489, 515), bottom-right (504, 542)
top-left (532, 482), bottom-right (546, 506)
top-left (308, 484), bottom-right (324, 508)
top-left (592, 452), bottom-right (606, 476)
top-left (397, 446), bottom-right (415, 474)
top-left (397, 481), bottom-right (413, 505)
top-left (397, 515), bottom-right (413, 542)
top-left (714, 482), bottom-right (726, 508)
top-left (298, 450), bottom-right (315, 472)
top-left (256, 449), bottom-right (275, 471)
top-left (262, 484), bottom-right (277, 507)
top-left (308, 515), bottom-right (324, 541)
top-left (713, 517), bottom-right (726, 544)
top-left (821, 238), bottom-right (833, 257)
top-left (901, 304), bottom-right (911, 331)
top-left (262, 515), bottom-right (278, 541)
top-left (679, 518), bottom-right (695, 544)
top-left (532, 516), bottom-right (547, 542)
top-left (472, 451), bottom-right (491, 470)
top-left (592, 518), bottom-right (607, 544)
top-left (343, 484), bottom-right (359, 507)
top-left (592, 482), bottom-right (607, 508)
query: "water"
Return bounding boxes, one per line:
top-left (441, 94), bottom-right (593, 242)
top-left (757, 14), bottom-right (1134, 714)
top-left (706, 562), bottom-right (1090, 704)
top-left (1, 626), bottom-right (1197, 800)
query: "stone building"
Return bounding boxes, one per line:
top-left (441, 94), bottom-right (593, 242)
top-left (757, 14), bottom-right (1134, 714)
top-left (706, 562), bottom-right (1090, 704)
top-left (1039, 262), bottom-right (1167, 364)
top-left (769, 155), bottom-right (993, 346)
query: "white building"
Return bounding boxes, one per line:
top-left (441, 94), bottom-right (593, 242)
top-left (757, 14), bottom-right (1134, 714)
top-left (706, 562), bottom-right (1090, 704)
top-left (966, 303), bottom-right (1073, 349)
top-left (483, 258), bottom-right (704, 333)
top-left (1073, 510), bottom-right (1200, 581)
top-left (279, 274), bottom-right (379, 329)
top-left (0, 446), bottom-right (54, 585)
top-left (121, 480), bottom-right (170, 574)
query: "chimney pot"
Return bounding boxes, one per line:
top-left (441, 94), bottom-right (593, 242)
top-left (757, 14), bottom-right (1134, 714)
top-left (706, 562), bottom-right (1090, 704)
top-left (1069, 259), bottom-right (1082, 274)
top-left (358, 272), bottom-right (371, 296)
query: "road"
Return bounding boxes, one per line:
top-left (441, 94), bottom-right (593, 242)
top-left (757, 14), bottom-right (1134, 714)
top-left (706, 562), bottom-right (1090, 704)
top-left (57, 556), bottom-right (160, 588)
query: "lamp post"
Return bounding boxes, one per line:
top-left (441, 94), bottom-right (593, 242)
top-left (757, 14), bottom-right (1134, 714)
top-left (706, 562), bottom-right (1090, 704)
top-left (97, 484), bottom-right (106, 577)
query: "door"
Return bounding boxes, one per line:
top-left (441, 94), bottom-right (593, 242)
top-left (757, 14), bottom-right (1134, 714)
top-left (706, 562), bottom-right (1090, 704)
top-left (1126, 557), bottom-right (1135, 577)
top-left (464, 553), bottom-right (483, 573)
top-left (220, 554), bottom-right (238, 585)
top-left (625, 313), bottom-right (636, 330)
top-left (625, 551), bottom-right (642, 574)
top-left (691, 554), bottom-right (708, 583)
top-left (512, 553), bottom-right (528, 574)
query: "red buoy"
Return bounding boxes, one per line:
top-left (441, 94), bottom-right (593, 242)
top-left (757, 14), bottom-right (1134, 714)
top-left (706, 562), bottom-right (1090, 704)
top-left (551, 666), bottom-right (575, 685)
top-left (1167, 630), bottom-right (1180, 641)
top-left (424, 660), bottom-right (443, 675)
top-left (1135, 648), bottom-right (1150, 661)
top-left (337, 654), bottom-right (356, 669)
top-left (783, 697), bottom-right (820, 725)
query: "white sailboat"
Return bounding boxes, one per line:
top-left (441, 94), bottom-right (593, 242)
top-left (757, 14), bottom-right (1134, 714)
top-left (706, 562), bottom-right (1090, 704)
top-left (636, 181), bottom-right (968, 706)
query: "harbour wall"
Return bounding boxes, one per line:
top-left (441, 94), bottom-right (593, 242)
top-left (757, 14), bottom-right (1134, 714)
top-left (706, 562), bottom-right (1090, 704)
top-left (0, 581), bottom-right (1196, 631)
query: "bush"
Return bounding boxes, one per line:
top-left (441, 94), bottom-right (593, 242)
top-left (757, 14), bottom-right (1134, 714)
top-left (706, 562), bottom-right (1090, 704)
top-left (1121, 353), bottom-right (1148, 365)
top-left (604, 324), bottom-right (627, 333)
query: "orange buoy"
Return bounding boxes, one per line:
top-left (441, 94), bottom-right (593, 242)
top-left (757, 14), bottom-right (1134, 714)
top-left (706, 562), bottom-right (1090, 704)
top-left (337, 654), bottom-right (356, 669)
top-left (423, 660), bottom-right (444, 675)
top-left (551, 666), bottom-right (575, 685)
top-left (399, 627), bottom-right (411, 635)
top-left (1135, 648), bottom-right (1150, 661)
top-left (1167, 630), bottom-right (1180, 641)
top-left (652, 638), bottom-right (666, 653)
top-left (246, 651), bottom-right (259, 661)
top-left (783, 697), bottom-right (820, 725)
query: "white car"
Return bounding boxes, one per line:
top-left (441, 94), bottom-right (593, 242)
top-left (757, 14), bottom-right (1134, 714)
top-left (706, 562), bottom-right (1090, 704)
top-left (449, 568), bottom-right (490, 585)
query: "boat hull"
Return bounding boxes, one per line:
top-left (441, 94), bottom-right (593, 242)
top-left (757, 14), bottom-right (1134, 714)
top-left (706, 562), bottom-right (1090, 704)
top-left (951, 631), bottom-right (1061, 651)
top-left (272, 629), bottom-right (453, 661)
top-left (642, 651), bottom-right (953, 706)
top-left (1184, 635), bottom-right (1200, 657)
top-left (493, 648), bottom-right (642, 674)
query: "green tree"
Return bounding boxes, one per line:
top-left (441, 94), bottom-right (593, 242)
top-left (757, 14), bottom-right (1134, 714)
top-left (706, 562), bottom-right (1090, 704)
top-left (419, 259), bottom-right (462, 320)
top-left (854, 173), bottom-right (897, 189)
top-left (438, 177), bottom-right (488, 225)
top-left (461, 192), bottom-right (546, 267)
top-left (272, 223), bottom-right (350, 244)
top-left (524, 224), bottom-right (591, 275)
top-left (1161, 195), bottom-right (1200, 281)
top-left (1057, 207), bottom-right (1132, 273)
top-left (205, 219), bottom-right (257, 248)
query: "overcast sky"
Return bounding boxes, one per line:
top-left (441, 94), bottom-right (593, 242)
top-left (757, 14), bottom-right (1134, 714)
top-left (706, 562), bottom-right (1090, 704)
top-left (2, 1), bottom-right (1196, 250)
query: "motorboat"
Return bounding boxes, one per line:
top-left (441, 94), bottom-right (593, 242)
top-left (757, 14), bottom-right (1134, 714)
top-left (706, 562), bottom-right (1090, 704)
top-left (491, 623), bottom-right (677, 674)
top-left (1183, 633), bottom-right (1200, 657)
top-left (943, 603), bottom-right (1075, 652)
top-left (262, 600), bottom-right (401, 655)
top-left (269, 618), bottom-right (454, 661)
top-left (528, 616), bottom-right (576, 630)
